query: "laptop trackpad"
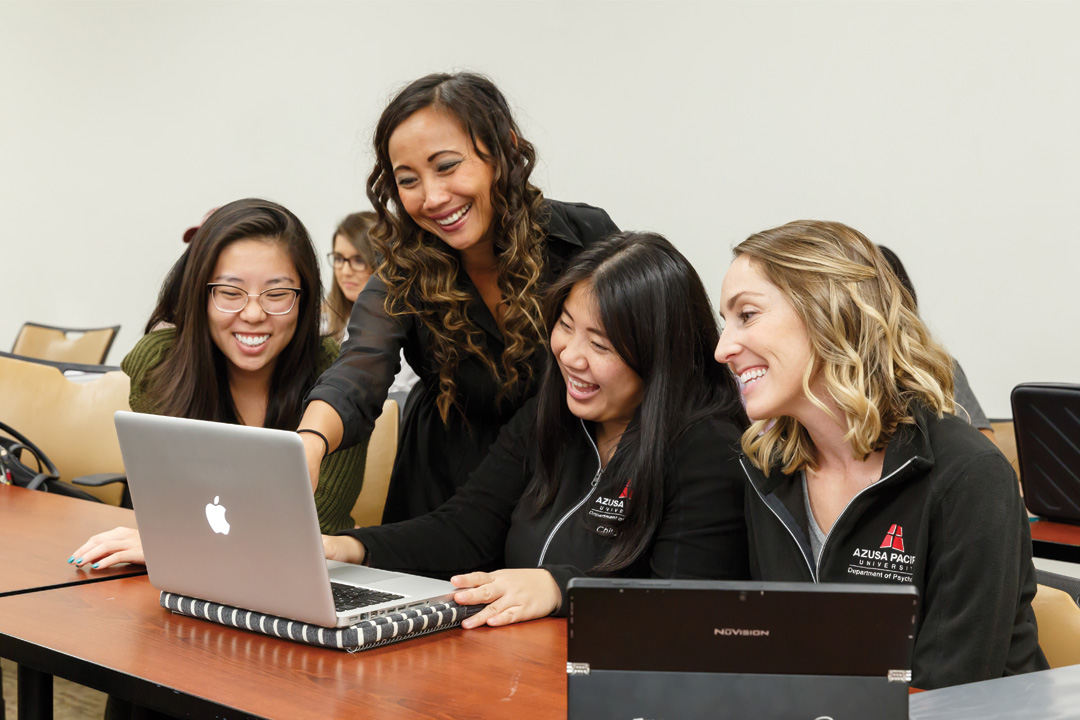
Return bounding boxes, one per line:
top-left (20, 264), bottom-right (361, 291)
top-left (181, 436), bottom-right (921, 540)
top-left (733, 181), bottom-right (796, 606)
top-left (326, 561), bottom-right (408, 586)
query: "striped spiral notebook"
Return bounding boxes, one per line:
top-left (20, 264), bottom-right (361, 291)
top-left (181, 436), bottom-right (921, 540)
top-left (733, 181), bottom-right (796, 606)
top-left (160, 591), bottom-right (480, 651)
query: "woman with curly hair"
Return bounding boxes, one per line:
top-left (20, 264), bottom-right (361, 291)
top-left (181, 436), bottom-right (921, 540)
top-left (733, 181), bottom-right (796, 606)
top-left (715, 220), bottom-right (1046, 689)
top-left (299, 73), bottom-right (617, 522)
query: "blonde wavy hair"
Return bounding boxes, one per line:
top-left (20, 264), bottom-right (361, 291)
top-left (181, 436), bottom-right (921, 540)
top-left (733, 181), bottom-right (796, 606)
top-left (366, 73), bottom-right (547, 424)
top-left (734, 220), bottom-right (955, 475)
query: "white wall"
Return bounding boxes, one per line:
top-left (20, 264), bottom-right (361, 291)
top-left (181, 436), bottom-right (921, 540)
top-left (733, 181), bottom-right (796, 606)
top-left (1, 0), bottom-right (1077, 418)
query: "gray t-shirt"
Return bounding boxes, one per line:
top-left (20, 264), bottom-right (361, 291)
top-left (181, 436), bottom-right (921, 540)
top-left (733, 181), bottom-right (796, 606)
top-left (802, 472), bottom-right (827, 565)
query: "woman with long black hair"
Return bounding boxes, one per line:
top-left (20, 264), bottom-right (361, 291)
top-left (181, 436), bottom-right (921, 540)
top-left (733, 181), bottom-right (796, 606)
top-left (71, 199), bottom-right (367, 570)
top-left (323, 232), bottom-right (749, 627)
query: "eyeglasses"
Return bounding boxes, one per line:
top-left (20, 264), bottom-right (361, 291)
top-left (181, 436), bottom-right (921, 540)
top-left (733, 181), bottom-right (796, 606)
top-left (207, 284), bottom-right (301, 315)
top-left (327, 252), bottom-right (369, 272)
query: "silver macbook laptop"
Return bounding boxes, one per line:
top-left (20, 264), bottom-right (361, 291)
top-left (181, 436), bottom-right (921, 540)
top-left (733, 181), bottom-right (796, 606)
top-left (115, 410), bottom-right (456, 628)
top-left (567, 578), bottom-right (918, 720)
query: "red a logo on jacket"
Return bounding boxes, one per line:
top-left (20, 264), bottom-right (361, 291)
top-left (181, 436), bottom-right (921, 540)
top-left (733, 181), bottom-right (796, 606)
top-left (879, 524), bottom-right (904, 552)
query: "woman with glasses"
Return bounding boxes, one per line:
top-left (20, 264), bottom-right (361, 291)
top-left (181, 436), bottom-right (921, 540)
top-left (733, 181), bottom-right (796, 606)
top-left (70, 198), bottom-right (368, 572)
top-left (300, 72), bottom-right (618, 523)
top-left (323, 211), bottom-right (418, 393)
top-left (324, 211), bottom-right (376, 342)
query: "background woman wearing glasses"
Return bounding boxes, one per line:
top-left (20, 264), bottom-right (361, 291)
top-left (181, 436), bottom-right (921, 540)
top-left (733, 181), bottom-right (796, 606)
top-left (324, 211), bottom-right (418, 393)
top-left (69, 198), bottom-right (368, 571)
top-left (324, 211), bottom-right (376, 342)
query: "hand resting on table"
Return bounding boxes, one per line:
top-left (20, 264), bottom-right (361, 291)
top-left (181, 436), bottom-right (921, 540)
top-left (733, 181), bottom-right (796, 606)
top-left (68, 526), bottom-right (144, 569)
top-left (451, 569), bottom-right (560, 629)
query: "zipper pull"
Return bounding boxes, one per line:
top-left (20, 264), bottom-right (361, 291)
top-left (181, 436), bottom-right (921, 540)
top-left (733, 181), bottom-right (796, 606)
top-left (591, 468), bottom-right (602, 487)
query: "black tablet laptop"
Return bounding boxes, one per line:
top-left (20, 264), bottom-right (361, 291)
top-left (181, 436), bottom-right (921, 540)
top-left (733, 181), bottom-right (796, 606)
top-left (567, 579), bottom-right (918, 720)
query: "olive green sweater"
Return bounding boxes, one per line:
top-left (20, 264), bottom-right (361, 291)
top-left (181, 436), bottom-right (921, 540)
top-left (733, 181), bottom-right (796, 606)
top-left (121, 328), bottom-right (367, 533)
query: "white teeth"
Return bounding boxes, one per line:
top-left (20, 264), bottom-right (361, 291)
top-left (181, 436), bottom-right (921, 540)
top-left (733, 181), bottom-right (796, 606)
top-left (739, 367), bottom-right (767, 384)
top-left (569, 378), bottom-right (598, 391)
top-left (435, 203), bottom-right (471, 226)
top-left (235, 334), bottom-right (269, 347)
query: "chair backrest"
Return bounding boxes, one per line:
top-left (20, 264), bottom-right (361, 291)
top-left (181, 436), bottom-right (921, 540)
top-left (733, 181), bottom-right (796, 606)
top-left (1011, 383), bottom-right (1080, 523)
top-left (1037, 569), bottom-right (1080, 607)
top-left (1032, 583), bottom-right (1080, 668)
top-left (350, 399), bottom-right (399, 528)
top-left (12, 322), bottom-right (120, 365)
top-left (990, 420), bottom-right (1021, 480)
top-left (0, 353), bottom-right (130, 505)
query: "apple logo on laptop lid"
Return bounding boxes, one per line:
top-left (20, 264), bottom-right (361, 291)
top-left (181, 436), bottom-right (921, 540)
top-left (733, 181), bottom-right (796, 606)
top-left (205, 496), bottom-right (231, 535)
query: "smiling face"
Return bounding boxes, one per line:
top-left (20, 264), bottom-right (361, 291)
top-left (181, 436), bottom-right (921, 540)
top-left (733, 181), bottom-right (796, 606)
top-left (550, 282), bottom-right (644, 437)
top-left (207, 238), bottom-right (300, 383)
top-left (332, 233), bottom-right (372, 303)
top-left (715, 255), bottom-right (817, 422)
top-left (388, 106), bottom-right (496, 259)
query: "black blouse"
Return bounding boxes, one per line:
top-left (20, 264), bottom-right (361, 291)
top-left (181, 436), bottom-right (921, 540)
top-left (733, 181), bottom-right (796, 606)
top-left (305, 199), bottom-right (619, 521)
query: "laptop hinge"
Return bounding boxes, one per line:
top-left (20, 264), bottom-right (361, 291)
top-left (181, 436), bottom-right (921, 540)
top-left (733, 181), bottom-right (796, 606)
top-left (567, 662), bottom-right (591, 676)
top-left (887, 669), bottom-right (912, 683)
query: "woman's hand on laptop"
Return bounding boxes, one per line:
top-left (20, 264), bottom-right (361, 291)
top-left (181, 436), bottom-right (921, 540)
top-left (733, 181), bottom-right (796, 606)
top-left (322, 535), bottom-right (367, 564)
top-left (452, 569), bottom-right (560, 629)
top-left (68, 526), bottom-right (145, 569)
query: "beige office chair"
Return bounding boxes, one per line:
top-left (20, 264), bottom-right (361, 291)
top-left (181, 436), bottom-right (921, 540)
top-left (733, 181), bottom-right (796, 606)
top-left (1032, 583), bottom-right (1080, 668)
top-left (990, 420), bottom-right (1020, 480)
top-left (12, 322), bottom-right (120, 365)
top-left (0, 353), bottom-right (130, 505)
top-left (350, 399), bottom-right (399, 528)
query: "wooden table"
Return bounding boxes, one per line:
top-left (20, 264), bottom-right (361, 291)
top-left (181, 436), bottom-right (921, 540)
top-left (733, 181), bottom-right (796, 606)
top-left (0, 485), bottom-right (147, 718)
top-left (0, 485), bottom-right (145, 596)
top-left (0, 575), bottom-right (567, 720)
top-left (1030, 519), bottom-right (1080, 564)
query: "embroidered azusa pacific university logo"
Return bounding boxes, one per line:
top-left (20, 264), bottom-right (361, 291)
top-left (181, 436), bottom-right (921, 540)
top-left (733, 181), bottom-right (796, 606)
top-left (847, 522), bottom-right (917, 583)
top-left (587, 479), bottom-right (632, 533)
top-left (879, 524), bottom-right (905, 552)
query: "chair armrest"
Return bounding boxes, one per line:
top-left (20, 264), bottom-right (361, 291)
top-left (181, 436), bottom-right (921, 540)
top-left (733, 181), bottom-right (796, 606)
top-left (72, 472), bottom-right (128, 487)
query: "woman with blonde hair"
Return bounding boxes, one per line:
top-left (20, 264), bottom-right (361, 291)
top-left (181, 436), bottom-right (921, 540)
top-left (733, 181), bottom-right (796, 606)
top-left (299, 72), bottom-right (617, 522)
top-left (715, 220), bottom-right (1046, 689)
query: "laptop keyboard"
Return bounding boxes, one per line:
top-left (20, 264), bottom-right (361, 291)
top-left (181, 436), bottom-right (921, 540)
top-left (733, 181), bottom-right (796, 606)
top-left (331, 582), bottom-right (405, 612)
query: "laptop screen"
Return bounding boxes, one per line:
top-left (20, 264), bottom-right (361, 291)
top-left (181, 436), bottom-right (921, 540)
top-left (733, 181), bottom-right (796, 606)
top-left (568, 578), bottom-right (917, 677)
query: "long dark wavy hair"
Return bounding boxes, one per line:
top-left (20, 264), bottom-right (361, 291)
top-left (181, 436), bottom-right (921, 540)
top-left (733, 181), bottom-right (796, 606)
top-left (528, 232), bottom-right (748, 572)
top-left (143, 199), bottom-right (324, 429)
top-left (366, 72), bottom-right (548, 423)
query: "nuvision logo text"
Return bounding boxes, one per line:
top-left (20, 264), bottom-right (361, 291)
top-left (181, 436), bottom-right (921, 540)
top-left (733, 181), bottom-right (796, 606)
top-left (714, 628), bottom-right (770, 637)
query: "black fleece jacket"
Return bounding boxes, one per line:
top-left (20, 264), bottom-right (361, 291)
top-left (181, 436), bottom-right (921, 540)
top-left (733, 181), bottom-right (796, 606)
top-left (341, 397), bottom-right (750, 613)
top-left (742, 404), bottom-right (1048, 689)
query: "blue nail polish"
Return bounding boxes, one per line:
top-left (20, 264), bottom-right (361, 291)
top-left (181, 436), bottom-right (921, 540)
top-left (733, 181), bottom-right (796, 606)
top-left (75, 558), bottom-right (83, 564)
top-left (67, 556), bottom-right (75, 564)
top-left (91, 563), bottom-right (99, 569)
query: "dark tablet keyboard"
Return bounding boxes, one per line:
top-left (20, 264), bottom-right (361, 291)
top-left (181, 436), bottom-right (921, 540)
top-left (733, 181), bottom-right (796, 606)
top-left (331, 582), bottom-right (405, 612)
